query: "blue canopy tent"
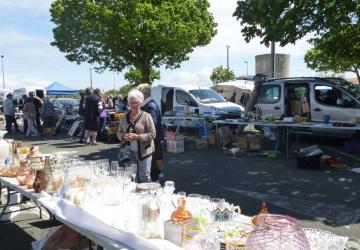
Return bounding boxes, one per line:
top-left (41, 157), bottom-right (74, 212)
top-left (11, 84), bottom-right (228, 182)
top-left (45, 82), bottom-right (80, 95)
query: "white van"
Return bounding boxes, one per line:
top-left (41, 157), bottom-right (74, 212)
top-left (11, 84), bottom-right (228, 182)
top-left (12, 86), bottom-right (46, 103)
top-left (152, 84), bottom-right (244, 119)
top-left (256, 77), bottom-right (360, 124)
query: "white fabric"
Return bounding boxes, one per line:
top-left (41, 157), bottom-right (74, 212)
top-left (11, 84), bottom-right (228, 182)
top-left (54, 199), bottom-right (160, 250)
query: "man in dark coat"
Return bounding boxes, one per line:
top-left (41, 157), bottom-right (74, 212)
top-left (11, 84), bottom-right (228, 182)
top-left (84, 88), bottom-right (101, 145)
top-left (29, 92), bottom-right (42, 133)
top-left (137, 83), bottom-right (165, 182)
top-left (78, 88), bottom-right (92, 143)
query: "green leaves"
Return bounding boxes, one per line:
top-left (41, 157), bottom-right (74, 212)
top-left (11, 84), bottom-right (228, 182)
top-left (50, 0), bottom-right (217, 83)
top-left (233, 0), bottom-right (358, 46)
top-left (210, 66), bottom-right (236, 84)
top-left (233, 0), bottom-right (359, 81)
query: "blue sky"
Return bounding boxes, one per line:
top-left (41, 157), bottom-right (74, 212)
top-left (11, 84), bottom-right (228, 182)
top-left (0, 0), bottom-right (353, 91)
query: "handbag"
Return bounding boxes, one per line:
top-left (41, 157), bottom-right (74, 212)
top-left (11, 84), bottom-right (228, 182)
top-left (118, 111), bottom-right (144, 162)
top-left (118, 142), bottom-right (132, 162)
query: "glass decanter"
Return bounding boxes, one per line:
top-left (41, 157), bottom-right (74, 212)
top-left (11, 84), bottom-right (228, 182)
top-left (171, 197), bottom-right (192, 223)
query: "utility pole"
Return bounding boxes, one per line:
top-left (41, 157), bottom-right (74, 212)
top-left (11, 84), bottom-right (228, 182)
top-left (244, 61), bottom-right (248, 76)
top-left (89, 68), bottom-right (93, 89)
top-left (270, 42), bottom-right (275, 77)
top-left (226, 45), bottom-right (230, 70)
top-left (1, 55), bottom-right (5, 89)
top-left (113, 73), bottom-right (116, 96)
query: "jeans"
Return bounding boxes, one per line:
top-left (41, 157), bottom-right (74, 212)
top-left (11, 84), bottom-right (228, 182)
top-left (132, 151), bottom-right (152, 183)
top-left (26, 118), bottom-right (38, 136)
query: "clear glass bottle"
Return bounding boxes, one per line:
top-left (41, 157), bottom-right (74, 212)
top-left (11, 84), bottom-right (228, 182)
top-left (138, 191), bottom-right (162, 238)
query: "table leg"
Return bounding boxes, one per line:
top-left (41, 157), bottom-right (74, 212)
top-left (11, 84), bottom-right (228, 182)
top-left (0, 187), bottom-right (11, 221)
top-left (286, 127), bottom-right (290, 156)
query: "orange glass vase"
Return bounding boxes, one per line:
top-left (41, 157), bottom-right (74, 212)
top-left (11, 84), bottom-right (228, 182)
top-left (171, 197), bottom-right (192, 224)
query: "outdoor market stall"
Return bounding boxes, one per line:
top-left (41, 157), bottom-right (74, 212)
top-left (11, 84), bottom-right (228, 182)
top-left (0, 139), bottom-right (359, 250)
top-left (213, 118), bottom-right (360, 156)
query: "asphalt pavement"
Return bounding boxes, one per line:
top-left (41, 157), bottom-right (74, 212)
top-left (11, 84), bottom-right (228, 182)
top-left (0, 132), bottom-right (360, 249)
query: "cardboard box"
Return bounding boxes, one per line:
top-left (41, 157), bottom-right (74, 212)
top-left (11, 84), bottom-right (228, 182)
top-left (302, 102), bottom-right (310, 113)
top-left (236, 136), bottom-right (248, 149)
top-left (248, 136), bottom-right (268, 150)
top-left (209, 133), bottom-right (216, 145)
top-left (196, 138), bottom-right (208, 150)
top-left (221, 137), bottom-right (232, 146)
top-left (43, 127), bottom-right (56, 135)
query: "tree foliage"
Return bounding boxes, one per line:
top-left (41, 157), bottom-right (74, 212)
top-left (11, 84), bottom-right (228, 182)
top-left (233, 0), bottom-right (358, 46)
top-left (210, 66), bottom-right (235, 84)
top-left (124, 67), bottom-right (160, 86)
top-left (233, 0), bottom-right (359, 79)
top-left (50, 0), bottom-right (217, 83)
top-left (304, 28), bottom-right (360, 82)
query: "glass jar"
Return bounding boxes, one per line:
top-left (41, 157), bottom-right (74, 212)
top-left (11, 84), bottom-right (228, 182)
top-left (137, 191), bottom-right (162, 239)
top-left (245, 214), bottom-right (310, 250)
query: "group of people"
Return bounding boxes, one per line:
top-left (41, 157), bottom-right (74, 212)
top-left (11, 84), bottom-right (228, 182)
top-left (3, 92), bottom-right (56, 136)
top-left (229, 91), bottom-right (251, 107)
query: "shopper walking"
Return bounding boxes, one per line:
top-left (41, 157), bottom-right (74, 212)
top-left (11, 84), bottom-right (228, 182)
top-left (3, 93), bottom-right (20, 134)
top-left (29, 92), bottom-right (43, 133)
top-left (23, 98), bottom-right (38, 136)
top-left (41, 97), bottom-right (56, 135)
top-left (117, 89), bottom-right (156, 183)
top-left (84, 88), bottom-right (101, 145)
top-left (137, 83), bottom-right (165, 182)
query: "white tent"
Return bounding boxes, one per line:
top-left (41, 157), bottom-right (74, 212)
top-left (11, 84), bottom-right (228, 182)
top-left (211, 80), bottom-right (254, 102)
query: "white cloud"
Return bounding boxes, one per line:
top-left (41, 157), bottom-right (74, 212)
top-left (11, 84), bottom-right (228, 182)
top-left (156, 66), bottom-right (213, 86)
top-left (3, 75), bottom-right (51, 89)
top-left (0, 0), bottom-right (51, 12)
top-left (0, 29), bottom-right (50, 46)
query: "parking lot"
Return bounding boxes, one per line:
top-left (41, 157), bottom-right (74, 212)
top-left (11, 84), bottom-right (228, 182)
top-left (0, 132), bottom-right (360, 249)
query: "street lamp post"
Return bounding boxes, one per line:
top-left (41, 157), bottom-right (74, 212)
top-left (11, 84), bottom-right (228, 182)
top-left (1, 55), bottom-right (5, 89)
top-left (226, 45), bottom-right (230, 70)
top-left (244, 61), bottom-right (248, 76)
top-left (89, 68), bottom-right (93, 89)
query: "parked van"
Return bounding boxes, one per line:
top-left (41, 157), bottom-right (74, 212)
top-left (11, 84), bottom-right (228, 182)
top-left (151, 84), bottom-right (244, 119)
top-left (256, 77), bottom-right (360, 124)
top-left (12, 86), bottom-right (46, 103)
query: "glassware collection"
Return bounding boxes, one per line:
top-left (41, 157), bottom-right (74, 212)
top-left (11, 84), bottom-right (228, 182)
top-left (0, 140), bottom-right (355, 250)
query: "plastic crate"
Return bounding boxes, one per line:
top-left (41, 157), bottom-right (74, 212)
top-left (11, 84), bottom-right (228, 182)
top-left (297, 154), bottom-right (322, 169)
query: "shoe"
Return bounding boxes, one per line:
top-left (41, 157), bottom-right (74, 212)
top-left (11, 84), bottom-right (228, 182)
top-left (79, 139), bottom-right (85, 143)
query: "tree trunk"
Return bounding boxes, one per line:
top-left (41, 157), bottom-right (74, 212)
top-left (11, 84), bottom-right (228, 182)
top-left (354, 67), bottom-right (360, 84)
top-left (140, 64), bottom-right (150, 84)
top-left (245, 74), bottom-right (266, 117)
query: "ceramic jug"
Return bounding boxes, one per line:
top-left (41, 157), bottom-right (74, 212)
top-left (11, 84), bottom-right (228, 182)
top-left (211, 199), bottom-right (241, 222)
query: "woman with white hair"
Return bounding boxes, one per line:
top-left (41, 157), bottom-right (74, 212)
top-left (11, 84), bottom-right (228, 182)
top-left (117, 89), bottom-right (156, 183)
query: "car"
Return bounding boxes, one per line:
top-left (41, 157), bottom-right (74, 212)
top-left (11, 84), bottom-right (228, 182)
top-left (50, 98), bottom-right (80, 123)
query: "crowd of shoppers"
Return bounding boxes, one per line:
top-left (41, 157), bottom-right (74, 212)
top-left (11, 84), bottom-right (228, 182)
top-left (3, 92), bottom-right (52, 136)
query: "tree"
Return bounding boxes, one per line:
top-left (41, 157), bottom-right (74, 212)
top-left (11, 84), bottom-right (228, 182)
top-left (210, 66), bottom-right (235, 84)
top-left (233, 0), bottom-right (358, 46)
top-left (50, 0), bottom-right (217, 83)
top-left (233, 0), bottom-right (359, 79)
top-left (124, 67), bottom-right (160, 86)
top-left (304, 28), bottom-right (360, 83)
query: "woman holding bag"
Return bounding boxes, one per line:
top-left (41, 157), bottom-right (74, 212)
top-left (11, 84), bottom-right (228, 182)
top-left (117, 89), bottom-right (156, 183)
